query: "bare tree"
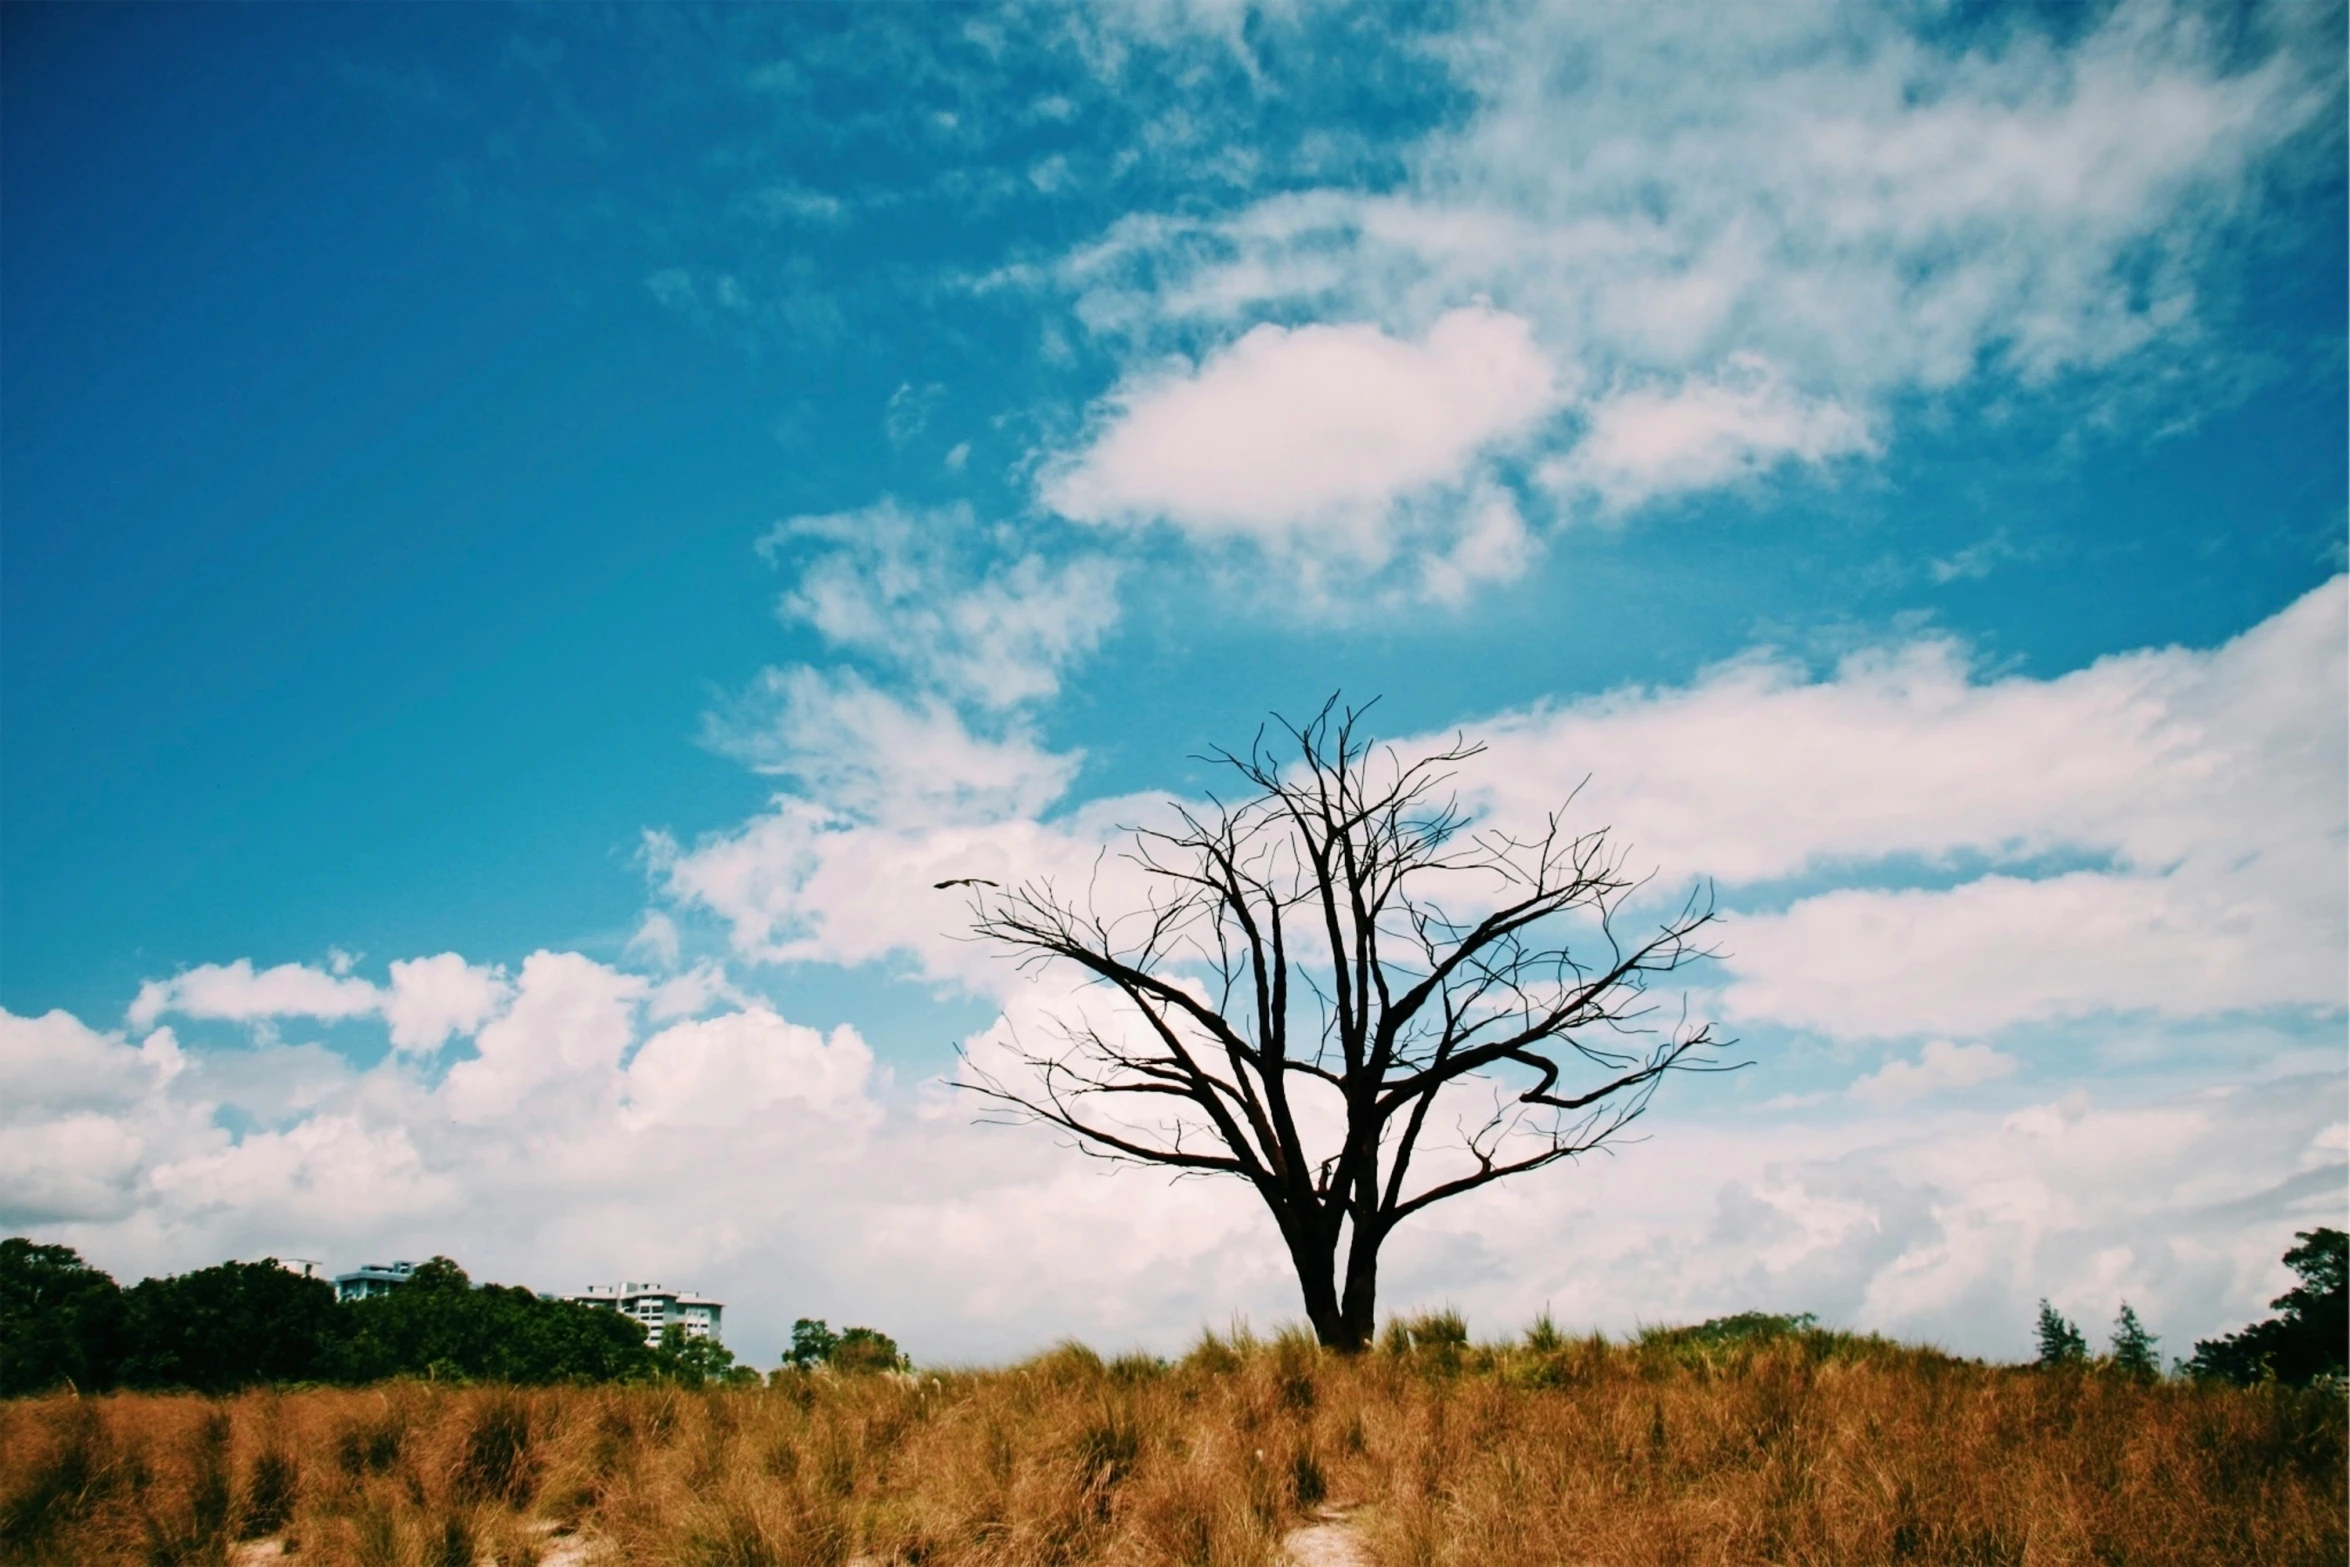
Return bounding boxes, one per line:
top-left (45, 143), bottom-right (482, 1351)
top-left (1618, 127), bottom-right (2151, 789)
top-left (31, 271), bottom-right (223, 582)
top-left (953, 701), bottom-right (1731, 1351)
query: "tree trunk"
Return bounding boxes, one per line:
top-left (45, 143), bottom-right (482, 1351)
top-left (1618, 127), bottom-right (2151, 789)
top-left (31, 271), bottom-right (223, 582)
top-left (1337, 1216), bottom-right (1381, 1351)
top-left (1282, 1219), bottom-right (1349, 1350)
top-left (1286, 1212), bottom-right (1382, 1352)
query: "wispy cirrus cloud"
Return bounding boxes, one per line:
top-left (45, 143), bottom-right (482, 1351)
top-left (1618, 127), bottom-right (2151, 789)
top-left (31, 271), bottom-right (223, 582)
top-left (760, 501), bottom-right (1121, 712)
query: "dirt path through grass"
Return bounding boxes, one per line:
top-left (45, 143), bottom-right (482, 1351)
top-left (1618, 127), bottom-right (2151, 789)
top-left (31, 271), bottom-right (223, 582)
top-left (1284, 1504), bottom-right (1372, 1567)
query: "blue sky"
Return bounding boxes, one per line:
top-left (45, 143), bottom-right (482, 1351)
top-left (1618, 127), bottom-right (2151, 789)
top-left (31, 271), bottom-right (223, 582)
top-left (3, 0), bottom-right (2343, 1366)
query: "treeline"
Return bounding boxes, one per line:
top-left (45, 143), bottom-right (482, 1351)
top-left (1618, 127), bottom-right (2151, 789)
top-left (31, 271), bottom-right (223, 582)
top-left (7, 1229), bottom-right (2334, 1399)
top-left (2030, 1227), bottom-right (2345, 1385)
top-left (0, 1243), bottom-right (759, 1396)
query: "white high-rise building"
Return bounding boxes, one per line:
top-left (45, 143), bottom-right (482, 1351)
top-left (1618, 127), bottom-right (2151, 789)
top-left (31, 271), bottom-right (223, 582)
top-left (565, 1281), bottom-right (723, 1345)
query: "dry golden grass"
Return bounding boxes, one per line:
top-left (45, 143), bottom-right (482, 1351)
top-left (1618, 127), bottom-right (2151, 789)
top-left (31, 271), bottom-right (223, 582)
top-left (2, 1328), bottom-right (2340, 1566)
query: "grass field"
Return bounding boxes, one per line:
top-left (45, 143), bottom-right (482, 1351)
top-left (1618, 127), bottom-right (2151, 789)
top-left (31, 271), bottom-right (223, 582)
top-left (3, 1321), bottom-right (2342, 1566)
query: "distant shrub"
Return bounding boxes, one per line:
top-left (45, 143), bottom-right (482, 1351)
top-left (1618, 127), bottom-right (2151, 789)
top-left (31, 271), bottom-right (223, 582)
top-left (330, 1257), bottom-right (659, 1386)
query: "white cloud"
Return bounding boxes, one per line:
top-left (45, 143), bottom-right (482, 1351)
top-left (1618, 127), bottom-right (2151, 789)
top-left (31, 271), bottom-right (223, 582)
top-left (622, 1010), bottom-right (874, 1128)
top-left (145, 1113), bottom-right (456, 1233)
top-left (703, 668), bottom-right (1078, 827)
top-left (1552, 354), bottom-right (1876, 507)
top-left (670, 577), bottom-right (2345, 1041)
top-left (1457, 575), bottom-right (2345, 1038)
top-left (1058, 0), bottom-right (2332, 519)
top-left (1391, 1067), bottom-right (2347, 1360)
top-left (652, 788), bottom-right (1161, 983)
top-left (644, 961), bottom-right (745, 1023)
top-left (1726, 868), bottom-right (2341, 1039)
top-left (440, 951), bottom-right (646, 1124)
top-left (1046, 305), bottom-right (1557, 561)
top-left (1849, 1040), bottom-right (2019, 1107)
top-left (8, 967), bottom-right (2337, 1367)
top-left (1416, 482), bottom-right (1536, 606)
top-left (0, 1114), bottom-right (158, 1226)
top-left (766, 501), bottom-right (1122, 711)
top-left (1, 1008), bottom-right (160, 1114)
top-left (121, 953), bottom-right (510, 1056)
top-left (384, 954), bottom-right (510, 1056)
top-left (625, 911), bottom-right (684, 970)
top-left (128, 959), bottom-right (382, 1032)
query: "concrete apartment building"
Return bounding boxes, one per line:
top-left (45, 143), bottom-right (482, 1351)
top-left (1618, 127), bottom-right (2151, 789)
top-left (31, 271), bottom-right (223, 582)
top-left (564, 1282), bottom-right (725, 1345)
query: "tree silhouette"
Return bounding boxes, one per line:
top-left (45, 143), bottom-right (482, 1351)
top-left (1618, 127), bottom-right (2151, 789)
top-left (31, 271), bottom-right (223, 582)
top-left (2108, 1302), bottom-right (2159, 1381)
top-left (956, 701), bottom-right (1731, 1350)
top-left (2187, 1227), bottom-right (2348, 1386)
top-left (2034, 1300), bottom-right (2088, 1366)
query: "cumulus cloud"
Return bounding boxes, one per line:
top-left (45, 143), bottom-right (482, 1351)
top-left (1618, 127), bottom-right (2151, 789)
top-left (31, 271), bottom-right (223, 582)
top-left (623, 1010), bottom-right (874, 1128)
top-left (120, 954), bottom-right (512, 1058)
top-left (7, 966), bottom-right (2336, 1365)
top-left (651, 783), bottom-right (1162, 983)
top-left (440, 952), bottom-right (646, 1125)
top-left (1, 1008), bottom-right (172, 1114)
top-left (1046, 305), bottom-right (1558, 557)
top-left (384, 954), bottom-right (511, 1056)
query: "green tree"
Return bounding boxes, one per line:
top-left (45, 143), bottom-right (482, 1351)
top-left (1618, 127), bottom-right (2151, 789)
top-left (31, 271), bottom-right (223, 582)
top-left (2187, 1227), bottom-right (2349, 1386)
top-left (784, 1317), bottom-right (841, 1370)
top-left (831, 1326), bottom-right (909, 1374)
top-left (0, 1238), bottom-right (125, 1395)
top-left (2034, 1299), bottom-right (2087, 1366)
top-left (324, 1256), bottom-right (656, 1384)
top-left (118, 1259), bottom-right (339, 1392)
top-left (2108, 1301), bottom-right (2159, 1381)
top-left (653, 1328), bottom-right (756, 1387)
top-left (779, 1317), bottom-right (906, 1374)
